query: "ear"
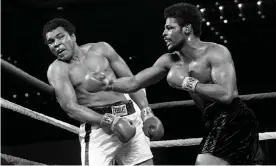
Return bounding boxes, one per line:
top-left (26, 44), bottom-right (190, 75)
top-left (71, 33), bottom-right (76, 42)
top-left (182, 24), bottom-right (192, 34)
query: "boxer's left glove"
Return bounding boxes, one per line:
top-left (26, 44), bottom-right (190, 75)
top-left (100, 113), bottom-right (136, 143)
top-left (141, 107), bottom-right (164, 140)
top-left (87, 72), bottom-right (113, 91)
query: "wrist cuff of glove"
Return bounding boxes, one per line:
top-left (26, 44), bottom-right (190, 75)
top-left (181, 77), bottom-right (199, 92)
top-left (100, 76), bottom-right (112, 91)
top-left (105, 84), bottom-right (113, 91)
top-left (100, 113), bottom-right (119, 130)
top-left (141, 107), bottom-right (154, 121)
top-left (104, 75), bottom-right (112, 86)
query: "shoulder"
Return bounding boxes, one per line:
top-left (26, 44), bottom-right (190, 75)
top-left (154, 53), bottom-right (176, 69)
top-left (159, 53), bottom-right (175, 62)
top-left (82, 42), bottom-right (117, 59)
top-left (80, 43), bottom-right (94, 53)
top-left (206, 42), bottom-right (232, 63)
top-left (47, 60), bottom-right (68, 78)
top-left (80, 42), bottom-right (113, 52)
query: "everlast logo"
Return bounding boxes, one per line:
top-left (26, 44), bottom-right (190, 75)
top-left (112, 104), bottom-right (127, 116)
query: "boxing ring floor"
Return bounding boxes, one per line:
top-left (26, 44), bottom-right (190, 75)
top-left (1, 58), bottom-right (276, 165)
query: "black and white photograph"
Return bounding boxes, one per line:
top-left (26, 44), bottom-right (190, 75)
top-left (1, 0), bottom-right (276, 165)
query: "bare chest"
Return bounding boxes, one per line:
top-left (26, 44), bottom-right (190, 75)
top-left (69, 54), bottom-right (110, 87)
top-left (188, 60), bottom-right (212, 83)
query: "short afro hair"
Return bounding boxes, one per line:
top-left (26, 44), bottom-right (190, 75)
top-left (164, 3), bottom-right (202, 37)
top-left (42, 18), bottom-right (76, 44)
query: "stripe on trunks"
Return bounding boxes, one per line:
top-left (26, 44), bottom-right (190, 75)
top-left (85, 124), bottom-right (92, 165)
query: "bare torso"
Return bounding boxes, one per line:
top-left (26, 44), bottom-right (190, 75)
top-left (68, 43), bottom-right (126, 107)
top-left (166, 42), bottom-right (238, 111)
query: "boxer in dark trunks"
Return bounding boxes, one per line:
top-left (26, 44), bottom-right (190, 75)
top-left (97, 2), bottom-right (265, 165)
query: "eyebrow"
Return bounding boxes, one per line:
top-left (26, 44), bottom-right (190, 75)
top-left (47, 32), bottom-right (63, 41)
top-left (56, 33), bottom-right (64, 37)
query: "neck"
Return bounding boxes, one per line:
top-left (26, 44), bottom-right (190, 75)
top-left (71, 44), bottom-right (84, 62)
top-left (179, 36), bottom-right (202, 61)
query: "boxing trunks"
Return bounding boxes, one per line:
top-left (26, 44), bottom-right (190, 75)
top-left (79, 99), bottom-right (153, 166)
top-left (200, 98), bottom-right (265, 164)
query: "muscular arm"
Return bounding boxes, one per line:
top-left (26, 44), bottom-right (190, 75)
top-left (111, 66), bottom-right (167, 92)
top-left (47, 62), bottom-right (103, 125)
top-left (194, 46), bottom-right (237, 104)
top-left (110, 53), bottom-right (169, 93)
top-left (102, 42), bottom-right (168, 109)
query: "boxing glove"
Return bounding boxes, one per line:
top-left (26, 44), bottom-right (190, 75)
top-left (141, 107), bottom-right (164, 140)
top-left (83, 72), bottom-right (112, 93)
top-left (100, 113), bottom-right (136, 143)
top-left (167, 65), bottom-right (198, 92)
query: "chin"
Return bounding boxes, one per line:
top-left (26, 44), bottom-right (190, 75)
top-left (58, 56), bottom-right (68, 61)
top-left (167, 45), bottom-right (177, 53)
top-left (63, 53), bottom-right (73, 61)
top-left (168, 42), bottom-right (184, 52)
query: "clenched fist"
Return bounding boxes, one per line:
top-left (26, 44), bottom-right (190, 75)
top-left (100, 113), bottom-right (136, 143)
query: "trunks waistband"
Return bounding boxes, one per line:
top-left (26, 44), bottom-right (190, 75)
top-left (203, 97), bottom-right (244, 117)
top-left (88, 100), bottom-right (135, 117)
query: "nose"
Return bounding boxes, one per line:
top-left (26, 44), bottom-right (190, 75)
top-left (54, 40), bottom-right (61, 48)
top-left (162, 29), bottom-right (167, 38)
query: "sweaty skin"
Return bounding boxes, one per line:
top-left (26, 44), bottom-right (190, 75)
top-left (46, 27), bottom-right (148, 128)
top-left (110, 42), bottom-right (238, 111)
top-left (105, 6), bottom-right (262, 165)
top-left (109, 17), bottom-right (238, 111)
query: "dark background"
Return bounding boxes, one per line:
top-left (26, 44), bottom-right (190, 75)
top-left (1, 0), bottom-right (276, 165)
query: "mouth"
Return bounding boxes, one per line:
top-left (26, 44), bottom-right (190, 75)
top-left (164, 38), bottom-right (171, 47)
top-left (57, 49), bottom-right (66, 55)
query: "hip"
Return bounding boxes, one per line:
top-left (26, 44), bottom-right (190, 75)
top-left (203, 98), bottom-right (258, 131)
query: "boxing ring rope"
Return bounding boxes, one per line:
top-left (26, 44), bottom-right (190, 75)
top-left (1, 97), bottom-right (276, 148)
top-left (1, 153), bottom-right (47, 165)
top-left (150, 92), bottom-right (276, 109)
top-left (1, 98), bottom-right (79, 134)
top-left (1, 58), bottom-right (276, 162)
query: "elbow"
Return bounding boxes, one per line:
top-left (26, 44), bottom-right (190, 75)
top-left (220, 92), bottom-right (233, 104)
top-left (61, 102), bottom-right (78, 119)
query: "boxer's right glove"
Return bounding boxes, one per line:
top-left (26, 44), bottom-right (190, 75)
top-left (100, 113), bottom-right (136, 143)
top-left (181, 77), bottom-right (199, 92)
top-left (167, 65), bottom-right (199, 92)
top-left (141, 107), bottom-right (164, 141)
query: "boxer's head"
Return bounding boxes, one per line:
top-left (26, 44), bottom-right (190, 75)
top-left (43, 18), bottom-right (76, 61)
top-left (163, 3), bottom-right (202, 52)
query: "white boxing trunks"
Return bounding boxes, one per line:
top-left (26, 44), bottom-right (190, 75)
top-left (79, 96), bottom-right (153, 166)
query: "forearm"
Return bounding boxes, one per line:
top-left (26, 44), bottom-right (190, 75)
top-left (110, 66), bottom-right (167, 93)
top-left (195, 83), bottom-right (233, 103)
top-left (129, 89), bottom-right (149, 110)
top-left (111, 76), bottom-right (141, 93)
top-left (62, 103), bottom-right (103, 125)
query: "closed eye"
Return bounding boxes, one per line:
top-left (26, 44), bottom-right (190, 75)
top-left (57, 34), bottom-right (64, 39)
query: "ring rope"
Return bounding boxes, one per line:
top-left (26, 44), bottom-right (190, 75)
top-left (151, 132), bottom-right (276, 148)
top-left (0, 98), bottom-right (79, 134)
top-left (1, 97), bottom-right (276, 148)
top-left (1, 58), bottom-right (54, 95)
top-left (1, 59), bottom-right (276, 109)
top-left (149, 92), bottom-right (276, 109)
top-left (1, 153), bottom-right (47, 165)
